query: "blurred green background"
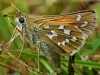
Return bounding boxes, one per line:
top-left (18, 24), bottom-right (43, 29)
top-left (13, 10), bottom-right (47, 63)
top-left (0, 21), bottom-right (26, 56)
top-left (0, 0), bottom-right (100, 75)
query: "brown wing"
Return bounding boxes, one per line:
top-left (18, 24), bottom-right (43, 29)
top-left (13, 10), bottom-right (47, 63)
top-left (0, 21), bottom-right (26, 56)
top-left (32, 10), bottom-right (96, 56)
top-left (37, 10), bottom-right (96, 38)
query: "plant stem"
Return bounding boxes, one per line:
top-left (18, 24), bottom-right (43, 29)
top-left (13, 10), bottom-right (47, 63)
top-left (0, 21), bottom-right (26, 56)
top-left (68, 54), bottom-right (75, 75)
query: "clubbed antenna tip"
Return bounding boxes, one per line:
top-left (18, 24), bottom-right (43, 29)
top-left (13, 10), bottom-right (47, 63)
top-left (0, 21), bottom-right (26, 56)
top-left (3, 14), bottom-right (8, 17)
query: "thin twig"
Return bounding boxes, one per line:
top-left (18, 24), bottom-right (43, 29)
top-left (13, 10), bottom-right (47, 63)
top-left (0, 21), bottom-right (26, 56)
top-left (0, 43), bottom-right (45, 75)
top-left (0, 27), bottom-right (44, 75)
top-left (0, 62), bottom-right (21, 73)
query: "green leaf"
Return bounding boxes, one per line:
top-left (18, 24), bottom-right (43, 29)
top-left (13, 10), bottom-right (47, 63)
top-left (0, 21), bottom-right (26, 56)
top-left (73, 64), bottom-right (84, 75)
top-left (62, 58), bottom-right (100, 69)
top-left (84, 67), bottom-right (94, 75)
top-left (82, 50), bottom-right (94, 56)
top-left (27, 68), bottom-right (42, 75)
top-left (0, 11), bottom-right (12, 40)
top-left (40, 59), bottom-right (54, 73)
top-left (14, 73), bottom-right (20, 75)
top-left (9, 19), bottom-right (16, 27)
top-left (92, 38), bottom-right (100, 50)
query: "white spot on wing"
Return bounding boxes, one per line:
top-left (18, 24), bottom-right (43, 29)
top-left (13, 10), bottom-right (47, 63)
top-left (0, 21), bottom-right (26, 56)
top-left (70, 50), bottom-right (78, 56)
top-left (81, 21), bottom-right (88, 27)
top-left (47, 30), bottom-right (57, 39)
top-left (58, 42), bottom-right (61, 46)
top-left (47, 35), bottom-right (53, 39)
top-left (76, 15), bottom-right (81, 21)
top-left (58, 25), bottom-right (64, 29)
top-left (70, 35), bottom-right (85, 56)
top-left (71, 36), bottom-right (77, 42)
top-left (61, 39), bottom-right (70, 46)
top-left (64, 29), bottom-right (71, 35)
top-left (44, 25), bottom-right (49, 28)
top-left (62, 40), bottom-right (66, 46)
top-left (51, 30), bottom-right (57, 36)
top-left (65, 39), bottom-right (69, 43)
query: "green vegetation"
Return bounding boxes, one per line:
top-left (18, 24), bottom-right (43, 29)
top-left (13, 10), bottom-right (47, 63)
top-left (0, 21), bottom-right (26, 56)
top-left (0, 0), bottom-right (100, 75)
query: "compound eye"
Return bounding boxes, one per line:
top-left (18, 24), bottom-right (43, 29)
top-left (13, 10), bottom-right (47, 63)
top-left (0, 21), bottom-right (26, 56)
top-left (19, 16), bottom-right (25, 23)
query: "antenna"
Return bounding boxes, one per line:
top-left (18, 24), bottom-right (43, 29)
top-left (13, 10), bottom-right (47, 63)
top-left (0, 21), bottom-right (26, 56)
top-left (3, 14), bottom-right (13, 17)
top-left (10, 2), bottom-right (20, 12)
top-left (3, 2), bottom-right (19, 17)
top-left (3, 14), bottom-right (8, 17)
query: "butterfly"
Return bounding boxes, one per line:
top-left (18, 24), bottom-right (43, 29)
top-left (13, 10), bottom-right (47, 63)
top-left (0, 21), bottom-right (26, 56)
top-left (13, 5), bottom-right (96, 71)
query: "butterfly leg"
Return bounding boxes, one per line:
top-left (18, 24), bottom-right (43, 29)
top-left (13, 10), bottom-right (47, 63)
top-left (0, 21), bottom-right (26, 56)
top-left (4, 27), bottom-right (20, 49)
top-left (36, 41), bottom-right (41, 72)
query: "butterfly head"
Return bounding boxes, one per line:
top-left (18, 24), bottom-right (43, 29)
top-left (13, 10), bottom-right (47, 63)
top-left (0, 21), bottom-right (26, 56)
top-left (14, 11), bottom-right (27, 30)
top-left (14, 11), bottom-right (26, 24)
top-left (10, 2), bottom-right (27, 29)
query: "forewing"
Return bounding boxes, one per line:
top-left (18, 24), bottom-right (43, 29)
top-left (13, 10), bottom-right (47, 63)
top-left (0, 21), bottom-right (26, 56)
top-left (62, 10), bottom-right (96, 38)
top-left (33, 10), bottom-right (96, 56)
top-left (37, 10), bottom-right (96, 38)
